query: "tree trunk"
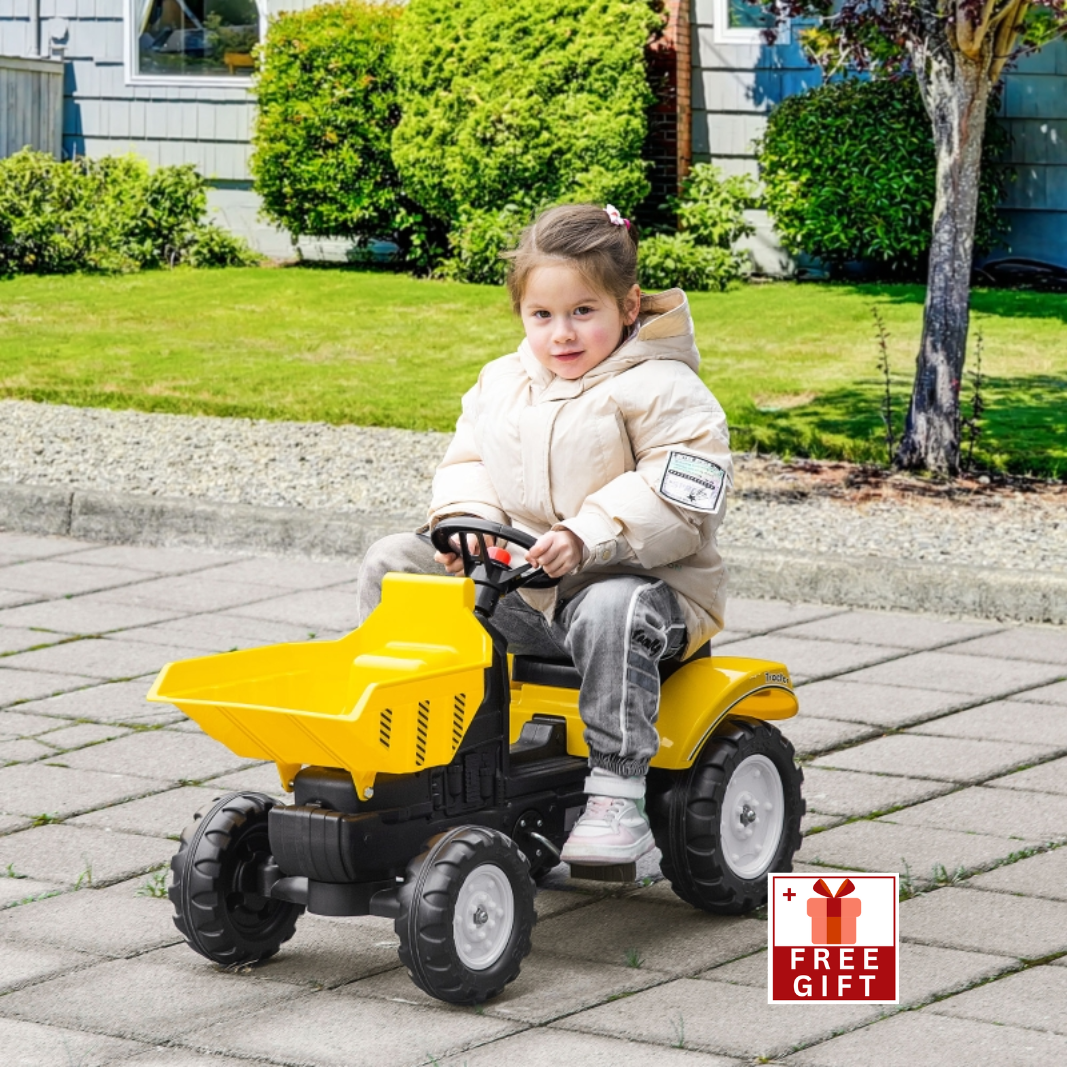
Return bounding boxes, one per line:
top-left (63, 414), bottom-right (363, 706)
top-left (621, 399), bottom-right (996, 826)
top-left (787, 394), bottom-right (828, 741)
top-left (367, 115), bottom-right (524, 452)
top-left (895, 52), bottom-right (991, 475)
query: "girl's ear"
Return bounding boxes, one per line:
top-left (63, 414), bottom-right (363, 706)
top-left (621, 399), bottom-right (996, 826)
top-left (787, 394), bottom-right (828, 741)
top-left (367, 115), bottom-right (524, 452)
top-left (624, 284), bottom-right (641, 325)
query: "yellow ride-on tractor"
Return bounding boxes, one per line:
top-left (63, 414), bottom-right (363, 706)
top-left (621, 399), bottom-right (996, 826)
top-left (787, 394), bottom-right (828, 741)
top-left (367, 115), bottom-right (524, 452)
top-left (149, 518), bottom-right (804, 1005)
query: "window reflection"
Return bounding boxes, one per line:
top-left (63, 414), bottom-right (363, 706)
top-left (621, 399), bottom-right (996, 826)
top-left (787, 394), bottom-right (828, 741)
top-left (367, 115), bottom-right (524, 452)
top-left (137, 0), bottom-right (260, 78)
top-left (728, 0), bottom-right (774, 30)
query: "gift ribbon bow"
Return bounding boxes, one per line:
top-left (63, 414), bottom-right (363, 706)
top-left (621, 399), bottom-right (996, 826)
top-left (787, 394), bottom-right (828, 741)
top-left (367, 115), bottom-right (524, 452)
top-left (812, 877), bottom-right (856, 918)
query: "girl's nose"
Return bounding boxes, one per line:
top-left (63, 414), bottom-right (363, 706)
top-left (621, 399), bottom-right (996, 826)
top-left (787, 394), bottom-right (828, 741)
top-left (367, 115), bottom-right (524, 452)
top-left (552, 318), bottom-right (576, 343)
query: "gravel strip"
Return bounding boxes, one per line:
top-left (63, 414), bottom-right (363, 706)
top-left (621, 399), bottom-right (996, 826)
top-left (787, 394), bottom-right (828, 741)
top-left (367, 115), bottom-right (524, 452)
top-left (1, 400), bottom-right (1063, 573)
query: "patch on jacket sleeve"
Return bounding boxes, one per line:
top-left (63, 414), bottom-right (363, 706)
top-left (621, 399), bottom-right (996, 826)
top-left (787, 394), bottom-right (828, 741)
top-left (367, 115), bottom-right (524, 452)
top-left (657, 452), bottom-right (727, 514)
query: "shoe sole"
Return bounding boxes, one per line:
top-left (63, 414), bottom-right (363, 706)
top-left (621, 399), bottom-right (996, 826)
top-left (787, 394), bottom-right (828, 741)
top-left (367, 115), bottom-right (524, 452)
top-left (561, 830), bottom-right (656, 866)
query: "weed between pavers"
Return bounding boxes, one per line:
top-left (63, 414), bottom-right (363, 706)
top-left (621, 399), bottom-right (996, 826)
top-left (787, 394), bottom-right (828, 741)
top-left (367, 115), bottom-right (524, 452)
top-left (2, 862), bottom-right (27, 879)
top-left (623, 946), bottom-right (645, 969)
top-left (31, 812), bottom-right (61, 827)
top-left (670, 1013), bottom-right (686, 1049)
top-left (137, 869), bottom-right (168, 898)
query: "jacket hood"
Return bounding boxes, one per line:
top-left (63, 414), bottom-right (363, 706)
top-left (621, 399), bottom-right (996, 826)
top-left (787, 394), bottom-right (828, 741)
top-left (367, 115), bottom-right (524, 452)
top-left (517, 288), bottom-right (699, 394)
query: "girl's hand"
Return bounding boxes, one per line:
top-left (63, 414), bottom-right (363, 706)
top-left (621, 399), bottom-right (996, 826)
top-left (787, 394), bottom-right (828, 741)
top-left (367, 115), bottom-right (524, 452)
top-left (434, 532), bottom-right (495, 575)
top-left (526, 529), bottom-right (584, 578)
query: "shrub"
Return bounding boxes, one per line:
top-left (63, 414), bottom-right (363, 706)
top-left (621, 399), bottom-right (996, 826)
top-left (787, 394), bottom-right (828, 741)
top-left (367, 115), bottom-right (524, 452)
top-left (0, 149), bottom-right (256, 276)
top-left (756, 77), bottom-right (1009, 276)
top-left (392, 0), bottom-right (662, 235)
top-left (185, 224), bottom-right (262, 268)
top-left (639, 163), bottom-right (756, 291)
top-left (251, 0), bottom-right (404, 242)
top-left (435, 205), bottom-right (527, 285)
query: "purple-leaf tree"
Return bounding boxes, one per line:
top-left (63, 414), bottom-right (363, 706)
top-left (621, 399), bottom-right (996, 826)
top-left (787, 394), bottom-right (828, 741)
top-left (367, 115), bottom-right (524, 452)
top-left (760, 0), bottom-right (1067, 474)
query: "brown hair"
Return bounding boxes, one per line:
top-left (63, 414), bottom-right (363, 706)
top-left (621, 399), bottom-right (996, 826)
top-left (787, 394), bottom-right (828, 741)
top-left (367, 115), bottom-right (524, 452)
top-left (504, 203), bottom-right (639, 315)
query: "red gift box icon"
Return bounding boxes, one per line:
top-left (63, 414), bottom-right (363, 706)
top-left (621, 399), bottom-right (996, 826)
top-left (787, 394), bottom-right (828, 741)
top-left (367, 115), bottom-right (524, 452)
top-left (806, 877), bottom-right (862, 945)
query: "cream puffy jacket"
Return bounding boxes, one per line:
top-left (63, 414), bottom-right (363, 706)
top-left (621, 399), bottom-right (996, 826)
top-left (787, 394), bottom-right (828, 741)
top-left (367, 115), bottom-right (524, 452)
top-left (429, 289), bottom-right (732, 659)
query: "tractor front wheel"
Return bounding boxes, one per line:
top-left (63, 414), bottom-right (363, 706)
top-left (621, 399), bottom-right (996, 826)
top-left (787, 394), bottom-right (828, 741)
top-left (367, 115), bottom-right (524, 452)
top-left (170, 791), bottom-right (303, 965)
top-left (396, 825), bottom-right (536, 1004)
top-left (647, 719), bottom-right (804, 914)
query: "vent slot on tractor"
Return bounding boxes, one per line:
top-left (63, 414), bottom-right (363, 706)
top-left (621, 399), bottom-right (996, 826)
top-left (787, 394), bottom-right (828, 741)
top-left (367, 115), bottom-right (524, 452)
top-left (379, 707), bottom-right (392, 749)
top-left (415, 701), bottom-right (429, 766)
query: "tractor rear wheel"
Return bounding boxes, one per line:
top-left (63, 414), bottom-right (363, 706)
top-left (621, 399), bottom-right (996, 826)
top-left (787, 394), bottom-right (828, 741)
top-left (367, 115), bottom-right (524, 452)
top-left (647, 720), bottom-right (804, 914)
top-left (170, 791), bottom-right (303, 965)
top-left (396, 825), bottom-right (536, 1004)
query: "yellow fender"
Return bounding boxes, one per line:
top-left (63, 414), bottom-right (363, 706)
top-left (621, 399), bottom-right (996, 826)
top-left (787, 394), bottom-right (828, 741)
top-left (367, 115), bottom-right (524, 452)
top-left (509, 656), bottom-right (797, 769)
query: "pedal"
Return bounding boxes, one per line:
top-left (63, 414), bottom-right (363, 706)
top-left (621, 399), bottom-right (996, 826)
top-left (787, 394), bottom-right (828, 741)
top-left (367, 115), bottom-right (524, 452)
top-left (568, 862), bottom-right (637, 883)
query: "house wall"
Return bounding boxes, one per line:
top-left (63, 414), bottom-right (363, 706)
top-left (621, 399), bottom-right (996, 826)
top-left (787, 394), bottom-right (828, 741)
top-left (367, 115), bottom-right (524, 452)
top-left (0, 0), bottom-right (317, 256)
top-left (692, 0), bottom-right (1067, 271)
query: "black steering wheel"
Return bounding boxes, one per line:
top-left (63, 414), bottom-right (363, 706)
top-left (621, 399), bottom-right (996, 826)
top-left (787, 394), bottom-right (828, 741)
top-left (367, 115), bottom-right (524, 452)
top-left (429, 517), bottom-right (562, 593)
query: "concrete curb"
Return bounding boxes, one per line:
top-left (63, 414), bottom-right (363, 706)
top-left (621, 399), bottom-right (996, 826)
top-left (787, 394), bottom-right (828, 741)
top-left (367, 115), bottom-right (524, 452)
top-left (1, 481), bottom-right (1064, 625)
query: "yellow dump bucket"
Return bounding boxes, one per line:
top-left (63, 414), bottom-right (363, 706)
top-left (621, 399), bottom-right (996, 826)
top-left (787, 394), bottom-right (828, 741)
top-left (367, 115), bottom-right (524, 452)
top-left (147, 575), bottom-right (493, 800)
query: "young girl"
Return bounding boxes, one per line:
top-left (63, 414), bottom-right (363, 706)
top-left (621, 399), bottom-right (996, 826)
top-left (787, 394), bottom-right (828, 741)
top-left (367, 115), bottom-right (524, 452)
top-left (358, 203), bottom-right (732, 866)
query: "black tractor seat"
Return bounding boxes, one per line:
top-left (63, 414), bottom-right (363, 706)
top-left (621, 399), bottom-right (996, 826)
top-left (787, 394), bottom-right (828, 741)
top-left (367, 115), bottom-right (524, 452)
top-left (512, 641), bottom-right (711, 690)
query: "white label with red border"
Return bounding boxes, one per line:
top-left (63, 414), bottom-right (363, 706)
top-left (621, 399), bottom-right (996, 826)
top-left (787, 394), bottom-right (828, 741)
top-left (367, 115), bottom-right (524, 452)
top-left (768, 873), bottom-right (899, 1004)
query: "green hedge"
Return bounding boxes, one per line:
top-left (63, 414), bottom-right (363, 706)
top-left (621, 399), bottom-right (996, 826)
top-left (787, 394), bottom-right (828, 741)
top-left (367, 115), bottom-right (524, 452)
top-left (250, 0), bottom-right (404, 242)
top-left (0, 150), bottom-right (256, 276)
top-left (392, 0), bottom-right (662, 241)
top-left (756, 77), bottom-right (1009, 276)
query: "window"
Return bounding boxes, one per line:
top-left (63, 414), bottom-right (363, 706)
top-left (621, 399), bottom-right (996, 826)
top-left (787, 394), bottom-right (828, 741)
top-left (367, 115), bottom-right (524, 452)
top-left (713, 0), bottom-right (789, 45)
top-left (129, 0), bottom-right (263, 84)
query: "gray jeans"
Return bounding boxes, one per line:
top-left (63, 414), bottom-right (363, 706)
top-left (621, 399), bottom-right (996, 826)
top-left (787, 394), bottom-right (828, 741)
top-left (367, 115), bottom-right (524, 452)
top-left (357, 532), bottom-right (686, 776)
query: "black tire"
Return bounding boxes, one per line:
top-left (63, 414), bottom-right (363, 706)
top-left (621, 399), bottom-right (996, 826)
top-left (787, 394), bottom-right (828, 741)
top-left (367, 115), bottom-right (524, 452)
top-left (647, 719), bottom-right (804, 915)
top-left (170, 791), bottom-right (303, 965)
top-left (396, 825), bottom-right (536, 1005)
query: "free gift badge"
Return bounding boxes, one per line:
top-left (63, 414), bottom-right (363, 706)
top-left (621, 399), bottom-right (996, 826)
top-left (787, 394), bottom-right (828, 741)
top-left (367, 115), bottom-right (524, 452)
top-left (768, 873), bottom-right (899, 1004)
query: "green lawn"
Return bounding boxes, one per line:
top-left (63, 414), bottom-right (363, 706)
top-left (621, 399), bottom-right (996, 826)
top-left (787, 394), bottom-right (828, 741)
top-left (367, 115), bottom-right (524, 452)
top-left (1, 268), bottom-right (1064, 476)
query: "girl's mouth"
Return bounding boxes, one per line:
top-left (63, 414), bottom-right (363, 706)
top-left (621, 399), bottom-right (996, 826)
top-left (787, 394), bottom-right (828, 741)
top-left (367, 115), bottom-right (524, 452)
top-left (552, 351), bottom-right (583, 360)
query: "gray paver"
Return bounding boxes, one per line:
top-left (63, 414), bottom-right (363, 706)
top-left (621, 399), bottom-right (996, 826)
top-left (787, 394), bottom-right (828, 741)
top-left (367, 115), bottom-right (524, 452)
top-left (0, 940), bottom-right (96, 993)
top-left (842, 650), bottom-right (1063, 696)
top-left (0, 560), bottom-right (149, 596)
top-left (797, 820), bottom-right (1027, 881)
top-left (0, 738), bottom-right (55, 762)
top-left (354, 951), bottom-right (664, 1025)
top-left (990, 755), bottom-right (1067, 795)
top-left (187, 986), bottom-right (520, 1067)
top-left (125, 1051), bottom-right (280, 1067)
top-left (0, 668), bottom-right (97, 707)
top-left (713, 634), bottom-right (907, 683)
top-left (427, 1029), bottom-right (741, 1067)
top-left (0, 952), bottom-right (296, 1042)
top-left (117, 613), bottom-right (321, 652)
top-left (725, 598), bottom-right (844, 633)
top-left (811, 733), bottom-right (1051, 782)
top-left (59, 729), bottom-right (253, 783)
top-left (0, 877), bottom-right (181, 957)
top-left (779, 715), bottom-right (878, 759)
top-left (95, 575), bottom-right (282, 615)
top-left (948, 626), bottom-right (1067, 665)
top-left (0, 533), bottom-right (96, 559)
top-left (882, 786), bottom-right (1067, 843)
top-left (929, 964), bottom-right (1067, 1033)
top-left (0, 589), bottom-right (37, 609)
top-left (0, 877), bottom-right (62, 908)
top-left (533, 898), bottom-right (766, 973)
top-left (2, 637), bottom-right (203, 681)
top-left (555, 976), bottom-right (880, 1060)
top-left (204, 761), bottom-right (287, 795)
top-left (909, 698), bottom-right (1067, 746)
top-left (226, 588), bottom-right (365, 630)
top-left (779, 610), bottom-right (997, 649)
top-left (0, 1016), bottom-right (147, 1067)
top-left (17, 678), bottom-right (179, 724)
top-left (53, 543), bottom-right (239, 574)
top-left (0, 823), bottom-right (172, 885)
top-left (205, 555), bottom-right (363, 589)
top-left (784, 1010), bottom-right (1067, 1066)
top-left (0, 763), bottom-right (162, 818)
top-left (901, 886), bottom-right (1067, 958)
top-left (966, 847), bottom-right (1067, 901)
top-left (69, 785), bottom-right (221, 838)
top-left (1017, 680), bottom-right (1067, 706)
top-left (35, 721), bottom-right (131, 750)
top-left (793, 678), bottom-right (975, 728)
top-left (802, 766), bottom-right (954, 818)
top-left (0, 593), bottom-right (184, 633)
top-left (0, 627), bottom-right (71, 655)
top-left (0, 708), bottom-right (69, 736)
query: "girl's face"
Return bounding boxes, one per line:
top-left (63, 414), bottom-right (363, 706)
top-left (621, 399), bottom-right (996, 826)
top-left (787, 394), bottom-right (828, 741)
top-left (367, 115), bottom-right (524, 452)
top-left (520, 264), bottom-right (640, 381)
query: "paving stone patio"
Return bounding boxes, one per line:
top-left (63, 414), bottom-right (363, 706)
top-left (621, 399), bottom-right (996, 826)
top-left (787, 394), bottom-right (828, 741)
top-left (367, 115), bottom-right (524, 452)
top-left (0, 530), bottom-right (1063, 1067)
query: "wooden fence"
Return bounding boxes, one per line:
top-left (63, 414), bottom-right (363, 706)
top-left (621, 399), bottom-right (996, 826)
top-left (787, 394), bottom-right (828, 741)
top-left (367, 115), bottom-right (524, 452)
top-left (1, 54), bottom-right (64, 160)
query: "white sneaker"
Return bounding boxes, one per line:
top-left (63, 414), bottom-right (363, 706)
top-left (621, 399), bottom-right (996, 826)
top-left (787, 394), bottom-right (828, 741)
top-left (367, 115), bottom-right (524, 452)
top-left (561, 795), bottom-right (655, 865)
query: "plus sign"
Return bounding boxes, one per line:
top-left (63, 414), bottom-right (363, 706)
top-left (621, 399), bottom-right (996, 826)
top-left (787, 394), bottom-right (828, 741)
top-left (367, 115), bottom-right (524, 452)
top-left (783, 888), bottom-right (796, 901)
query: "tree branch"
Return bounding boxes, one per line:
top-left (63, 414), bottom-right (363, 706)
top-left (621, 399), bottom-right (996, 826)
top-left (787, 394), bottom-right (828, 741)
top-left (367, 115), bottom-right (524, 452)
top-left (989, 0), bottom-right (1030, 81)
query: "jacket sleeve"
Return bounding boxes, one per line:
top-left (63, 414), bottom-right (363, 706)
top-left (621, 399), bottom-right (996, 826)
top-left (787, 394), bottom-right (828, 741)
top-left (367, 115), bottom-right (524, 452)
top-left (558, 368), bottom-right (731, 570)
top-left (428, 375), bottom-right (509, 527)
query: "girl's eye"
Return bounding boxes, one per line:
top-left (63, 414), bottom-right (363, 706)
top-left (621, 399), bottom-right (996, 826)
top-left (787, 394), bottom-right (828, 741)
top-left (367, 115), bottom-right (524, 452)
top-left (575, 306), bottom-right (594, 316)
top-left (533, 310), bottom-right (551, 319)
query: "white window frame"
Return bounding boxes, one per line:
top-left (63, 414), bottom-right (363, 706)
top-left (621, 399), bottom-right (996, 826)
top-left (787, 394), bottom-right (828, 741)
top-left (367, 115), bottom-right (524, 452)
top-left (713, 0), bottom-right (791, 45)
top-left (124, 0), bottom-right (266, 88)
